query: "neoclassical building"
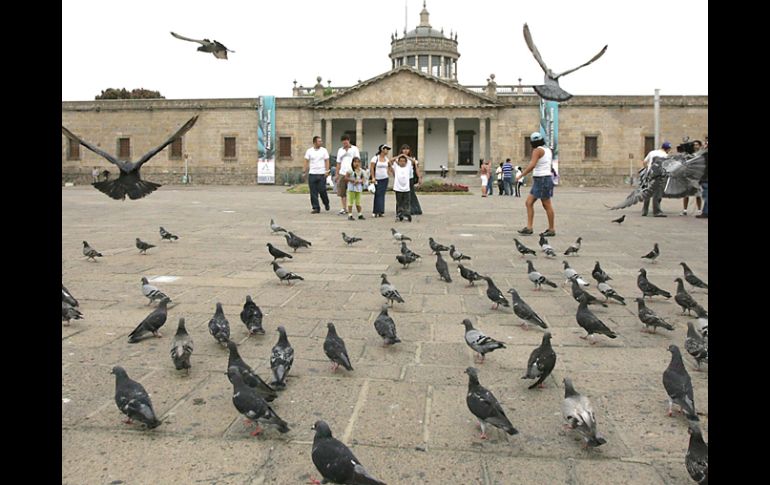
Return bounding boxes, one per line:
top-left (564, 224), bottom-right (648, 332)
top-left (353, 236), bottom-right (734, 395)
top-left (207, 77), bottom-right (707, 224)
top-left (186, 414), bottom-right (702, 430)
top-left (62, 3), bottom-right (707, 186)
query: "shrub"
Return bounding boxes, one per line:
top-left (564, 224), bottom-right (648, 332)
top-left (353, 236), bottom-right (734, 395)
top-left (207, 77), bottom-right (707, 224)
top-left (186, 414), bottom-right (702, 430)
top-left (416, 180), bottom-right (469, 192)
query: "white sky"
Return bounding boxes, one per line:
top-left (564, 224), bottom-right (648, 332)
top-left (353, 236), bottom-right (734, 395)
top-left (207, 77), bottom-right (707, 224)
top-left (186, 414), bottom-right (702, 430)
top-left (62, 0), bottom-right (708, 101)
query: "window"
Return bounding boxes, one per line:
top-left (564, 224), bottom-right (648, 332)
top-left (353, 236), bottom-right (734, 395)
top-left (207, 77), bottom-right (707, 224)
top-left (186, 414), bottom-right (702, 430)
top-left (431, 56), bottom-right (441, 77)
top-left (584, 136), bottom-right (598, 158)
top-left (457, 131), bottom-right (474, 165)
top-left (279, 137), bottom-right (292, 158)
top-left (170, 137), bottom-right (183, 159)
top-left (224, 137), bottom-right (237, 159)
top-left (118, 138), bottom-right (130, 159)
top-left (523, 136), bottom-right (532, 159)
top-left (418, 55), bottom-right (428, 73)
top-left (407, 56), bottom-right (415, 67)
top-left (67, 137), bottom-right (80, 160)
top-left (644, 136), bottom-right (655, 156)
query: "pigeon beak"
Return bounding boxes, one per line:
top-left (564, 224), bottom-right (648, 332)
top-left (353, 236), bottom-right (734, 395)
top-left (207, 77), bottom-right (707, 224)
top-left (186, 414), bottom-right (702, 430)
top-left (311, 423), bottom-right (316, 430)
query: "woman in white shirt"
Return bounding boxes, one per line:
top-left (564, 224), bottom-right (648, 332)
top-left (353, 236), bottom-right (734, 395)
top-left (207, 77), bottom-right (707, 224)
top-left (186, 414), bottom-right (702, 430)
top-left (515, 132), bottom-right (556, 237)
top-left (369, 144), bottom-right (391, 217)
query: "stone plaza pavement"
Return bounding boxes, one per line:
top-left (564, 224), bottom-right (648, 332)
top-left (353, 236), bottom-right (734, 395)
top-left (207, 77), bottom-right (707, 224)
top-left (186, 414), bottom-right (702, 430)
top-left (62, 184), bottom-right (708, 485)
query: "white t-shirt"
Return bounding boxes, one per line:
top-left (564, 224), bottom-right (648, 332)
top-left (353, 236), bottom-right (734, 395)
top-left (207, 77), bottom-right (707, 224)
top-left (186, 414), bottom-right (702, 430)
top-left (371, 155), bottom-right (390, 180)
top-left (336, 145), bottom-right (360, 176)
top-left (532, 146), bottom-right (553, 177)
top-left (644, 149), bottom-right (669, 168)
top-left (392, 161), bottom-right (412, 192)
top-left (304, 147), bottom-right (330, 175)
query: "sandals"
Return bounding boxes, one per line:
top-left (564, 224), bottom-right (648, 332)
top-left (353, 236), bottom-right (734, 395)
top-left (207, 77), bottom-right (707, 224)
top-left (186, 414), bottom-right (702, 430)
top-left (539, 229), bottom-right (556, 237)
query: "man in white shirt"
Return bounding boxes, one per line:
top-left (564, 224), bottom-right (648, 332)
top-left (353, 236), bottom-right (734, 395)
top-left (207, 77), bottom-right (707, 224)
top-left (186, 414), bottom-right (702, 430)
top-left (335, 134), bottom-right (361, 215)
top-left (640, 141), bottom-right (672, 217)
top-left (303, 136), bottom-right (331, 214)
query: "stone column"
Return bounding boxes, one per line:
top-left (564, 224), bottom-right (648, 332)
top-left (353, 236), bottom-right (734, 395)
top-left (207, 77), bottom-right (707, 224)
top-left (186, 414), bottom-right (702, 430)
top-left (489, 116), bottom-right (498, 163)
top-left (313, 119), bottom-right (322, 140)
top-left (417, 117), bottom-right (425, 162)
top-left (447, 117), bottom-right (456, 175)
top-left (479, 117), bottom-right (487, 161)
top-left (427, 56), bottom-right (432, 75)
top-left (355, 118), bottom-right (363, 152)
top-left (386, 118), bottom-right (394, 151)
top-left (325, 118), bottom-right (333, 152)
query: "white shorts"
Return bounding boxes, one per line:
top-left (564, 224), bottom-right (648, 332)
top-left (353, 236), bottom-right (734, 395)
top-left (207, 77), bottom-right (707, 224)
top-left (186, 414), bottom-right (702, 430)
top-left (480, 175), bottom-right (488, 186)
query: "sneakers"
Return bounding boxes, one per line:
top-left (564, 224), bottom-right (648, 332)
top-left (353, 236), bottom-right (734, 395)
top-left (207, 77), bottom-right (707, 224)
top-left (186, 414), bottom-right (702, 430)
top-left (539, 229), bottom-right (556, 237)
top-left (348, 214), bottom-right (354, 221)
top-left (358, 215), bottom-right (365, 220)
top-left (372, 213), bottom-right (377, 218)
top-left (324, 205), bottom-right (330, 211)
top-left (339, 209), bottom-right (347, 215)
top-left (311, 209), bottom-right (320, 214)
top-left (518, 227), bottom-right (533, 235)
top-left (680, 210), bottom-right (688, 216)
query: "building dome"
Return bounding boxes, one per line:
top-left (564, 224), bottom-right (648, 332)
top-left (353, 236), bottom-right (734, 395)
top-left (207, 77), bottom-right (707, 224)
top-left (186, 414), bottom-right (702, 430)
top-left (405, 26), bottom-right (444, 38)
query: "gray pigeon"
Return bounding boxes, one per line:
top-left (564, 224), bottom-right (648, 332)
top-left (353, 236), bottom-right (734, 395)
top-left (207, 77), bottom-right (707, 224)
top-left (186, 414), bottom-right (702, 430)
top-left (429, 237), bottom-right (449, 254)
top-left (685, 421), bottom-right (708, 484)
top-left (562, 261), bottom-right (589, 287)
top-left (465, 367), bottom-right (518, 439)
top-left (449, 245), bottom-right (471, 262)
top-left (538, 235), bottom-right (557, 258)
top-left (522, 332), bottom-right (557, 389)
top-left (435, 252), bottom-right (452, 282)
top-left (597, 281), bottom-right (626, 305)
top-left (390, 228), bottom-right (411, 242)
top-left (457, 264), bottom-right (483, 286)
top-left (270, 218), bottom-right (287, 234)
top-left (591, 261), bottom-right (612, 283)
top-left (561, 377), bottom-right (606, 448)
top-left (674, 278), bottom-right (702, 315)
top-left (396, 253), bottom-right (419, 268)
top-left (634, 298), bottom-right (674, 333)
top-left (680, 262), bottom-right (708, 291)
top-left (641, 243), bottom-right (660, 263)
top-left (240, 295), bottom-right (265, 335)
top-left (141, 277), bottom-right (171, 305)
top-left (638, 269), bottom-right (672, 299)
top-left (507, 288), bottom-right (548, 330)
top-left (527, 260), bottom-right (558, 290)
top-left (311, 420), bottom-right (387, 485)
top-left (82, 241), bottom-right (103, 261)
top-left (662, 345), bottom-right (699, 421)
top-left (482, 276), bottom-right (510, 310)
top-left (400, 241), bottom-right (420, 260)
top-left (570, 279), bottom-right (607, 308)
top-left (575, 295), bottom-right (617, 344)
top-left (159, 226), bottom-right (179, 241)
top-left (225, 340), bottom-right (277, 402)
top-left (136, 238), bottom-right (155, 254)
top-left (62, 301), bottom-right (83, 326)
top-left (462, 318), bottom-right (506, 362)
top-left (208, 302), bottom-right (231, 346)
top-left (342, 232), bottom-right (363, 245)
top-left (324, 322), bottom-right (353, 372)
top-left (374, 304), bottom-right (401, 346)
top-left (62, 284), bottom-right (79, 307)
top-left (227, 367), bottom-right (289, 437)
top-left (111, 366), bottom-right (161, 428)
top-left (685, 321), bottom-right (708, 370)
top-left (379, 274), bottom-right (404, 306)
top-left (270, 326), bottom-right (294, 389)
top-left (128, 297), bottom-right (169, 343)
top-left (171, 32), bottom-right (235, 59)
top-left (170, 318), bottom-right (193, 373)
top-left (272, 261), bottom-right (304, 285)
top-left (285, 231), bottom-right (312, 252)
top-left (564, 237), bottom-right (582, 256)
top-left (266, 242), bottom-right (293, 261)
top-left (514, 238), bottom-right (537, 258)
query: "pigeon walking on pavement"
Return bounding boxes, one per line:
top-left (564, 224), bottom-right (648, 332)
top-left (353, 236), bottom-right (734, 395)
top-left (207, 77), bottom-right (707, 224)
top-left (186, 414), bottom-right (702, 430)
top-left (514, 238), bottom-right (537, 258)
top-left (527, 260), bottom-right (558, 290)
top-left (128, 297), bottom-right (169, 343)
top-left (562, 261), bottom-right (589, 287)
top-left (272, 261), bottom-right (304, 285)
top-left (679, 262), bottom-right (708, 291)
top-left (563, 237), bottom-right (582, 256)
top-left (685, 321), bottom-right (708, 370)
top-left (465, 367), bottom-right (518, 439)
top-left (62, 301), bottom-right (83, 326)
top-left (570, 279), bottom-right (608, 308)
top-left (141, 277), bottom-right (171, 306)
top-left (522, 332), bottom-right (557, 389)
top-left (159, 226), bottom-right (179, 241)
top-left (457, 263), bottom-right (483, 286)
top-left (82, 241), bottom-right (103, 261)
top-left (428, 237), bottom-right (449, 254)
top-left (538, 235), bottom-right (557, 258)
top-left (379, 274), bottom-right (405, 306)
top-left (561, 377), bottom-right (606, 448)
top-left (685, 421), bottom-right (708, 484)
top-left (208, 302), bottom-right (231, 347)
top-left (341, 232), bottom-right (362, 246)
top-left (310, 420), bottom-right (387, 485)
top-left (449, 245), bottom-right (472, 262)
top-left (226, 367), bottom-right (289, 437)
top-left (390, 228), bottom-right (411, 242)
top-left (435, 252), bottom-right (452, 282)
top-left (597, 281), bottom-right (626, 305)
top-left (575, 295), bottom-right (617, 344)
top-left (111, 366), bottom-right (161, 429)
top-left (266, 243), bottom-right (293, 262)
top-left (226, 340), bottom-right (277, 402)
top-left (270, 326), bottom-right (294, 389)
top-left (641, 243), bottom-right (660, 263)
top-left (170, 31), bottom-right (235, 59)
top-left (674, 278), bottom-right (703, 315)
top-left (507, 288), bottom-right (548, 330)
top-left (634, 298), bottom-right (674, 333)
top-left (591, 261), bottom-right (612, 283)
top-left (240, 295), bottom-right (265, 335)
top-left (136, 238), bottom-right (156, 254)
top-left (611, 214), bottom-right (625, 224)
top-left (374, 304), bottom-right (401, 346)
top-left (400, 242), bottom-right (421, 260)
top-left (170, 318), bottom-right (193, 373)
top-left (462, 319), bottom-right (506, 363)
top-left (638, 269), bottom-right (672, 299)
top-left (62, 284), bottom-right (79, 307)
top-left (662, 344), bottom-right (699, 421)
top-left (481, 276), bottom-right (510, 310)
top-left (270, 218), bottom-right (287, 234)
top-left (396, 252), bottom-right (419, 268)
top-left (284, 232), bottom-right (311, 252)
top-left (324, 323), bottom-right (354, 372)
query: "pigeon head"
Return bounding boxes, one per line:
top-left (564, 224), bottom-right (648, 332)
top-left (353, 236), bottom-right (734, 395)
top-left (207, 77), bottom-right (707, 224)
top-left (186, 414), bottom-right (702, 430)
top-left (246, 295), bottom-right (254, 304)
top-left (527, 260), bottom-right (535, 270)
top-left (266, 243), bottom-right (271, 248)
top-left (654, 243), bottom-right (659, 250)
top-left (271, 261), bottom-right (280, 269)
top-left (576, 237), bottom-right (582, 243)
top-left (576, 294), bottom-right (589, 304)
top-left (634, 297), bottom-right (646, 305)
top-left (687, 420), bottom-right (702, 437)
top-left (312, 420), bottom-right (333, 438)
top-left (562, 261), bottom-right (569, 269)
top-left (177, 317), bottom-right (186, 329)
top-left (541, 332), bottom-right (552, 345)
top-left (563, 377), bottom-right (578, 397)
top-left (215, 302), bottom-right (223, 312)
top-left (159, 297), bottom-right (170, 306)
top-left (136, 238), bottom-right (141, 243)
top-left (638, 268), bottom-right (647, 276)
top-left (225, 339), bottom-right (238, 352)
top-left (390, 228), bottom-right (397, 234)
top-left (83, 241), bottom-right (89, 247)
top-left (277, 325), bottom-right (286, 335)
top-left (111, 366), bottom-right (128, 378)
top-left (380, 273), bottom-right (389, 282)
top-left (506, 288), bottom-right (520, 299)
top-left (674, 277), bottom-right (684, 284)
top-left (464, 367), bottom-right (480, 384)
top-left (679, 262), bottom-right (689, 269)
top-left (667, 344), bottom-right (681, 355)
top-left (461, 319), bottom-right (474, 331)
top-left (380, 303), bottom-right (389, 313)
top-left (326, 322), bottom-right (337, 334)
top-left (141, 277), bottom-right (149, 284)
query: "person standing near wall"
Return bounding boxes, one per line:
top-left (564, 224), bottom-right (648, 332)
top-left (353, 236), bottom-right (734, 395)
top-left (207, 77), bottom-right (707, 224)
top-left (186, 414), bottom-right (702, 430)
top-left (399, 144), bottom-right (423, 215)
top-left (516, 132), bottom-right (556, 237)
top-left (369, 144), bottom-right (391, 218)
top-left (502, 158), bottom-right (513, 195)
top-left (335, 134), bottom-right (360, 216)
top-left (303, 136), bottom-right (331, 214)
top-left (479, 159), bottom-right (490, 197)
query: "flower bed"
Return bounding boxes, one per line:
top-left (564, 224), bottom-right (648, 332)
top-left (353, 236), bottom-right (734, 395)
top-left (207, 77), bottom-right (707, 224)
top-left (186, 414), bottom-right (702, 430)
top-left (416, 180), bottom-right (469, 192)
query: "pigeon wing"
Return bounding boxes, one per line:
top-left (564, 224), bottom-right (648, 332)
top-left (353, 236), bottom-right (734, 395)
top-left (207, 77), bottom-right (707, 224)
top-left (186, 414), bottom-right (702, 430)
top-left (134, 116), bottom-right (199, 169)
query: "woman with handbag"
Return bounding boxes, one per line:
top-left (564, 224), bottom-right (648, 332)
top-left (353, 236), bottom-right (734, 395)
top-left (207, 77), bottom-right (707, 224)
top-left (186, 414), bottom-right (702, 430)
top-left (369, 144), bottom-right (391, 218)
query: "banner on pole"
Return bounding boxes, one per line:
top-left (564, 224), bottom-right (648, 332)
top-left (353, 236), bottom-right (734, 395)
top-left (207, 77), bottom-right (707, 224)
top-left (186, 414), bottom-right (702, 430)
top-left (539, 99), bottom-right (560, 185)
top-left (257, 96), bottom-right (276, 184)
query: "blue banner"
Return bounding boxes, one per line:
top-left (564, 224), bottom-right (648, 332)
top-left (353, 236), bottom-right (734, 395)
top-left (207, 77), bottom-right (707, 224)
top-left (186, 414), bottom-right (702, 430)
top-left (257, 96), bottom-right (276, 184)
top-left (539, 99), bottom-right (559, 184)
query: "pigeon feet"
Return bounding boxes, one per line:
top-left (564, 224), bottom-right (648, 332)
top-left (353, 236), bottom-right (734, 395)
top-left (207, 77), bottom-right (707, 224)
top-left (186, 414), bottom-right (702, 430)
top-left (250, 426), bottom-right (264, 436)
top-left (123, 418), bottom-right (134, 425)
top-left (479, 432), bottom-right (488, 440)
top-left (307, 478), bottom-right (323, 485)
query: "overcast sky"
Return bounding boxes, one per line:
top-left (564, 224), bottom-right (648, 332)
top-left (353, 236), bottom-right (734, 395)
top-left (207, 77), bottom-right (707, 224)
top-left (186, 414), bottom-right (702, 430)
top-left (62, 0), bottom-right (708, 101)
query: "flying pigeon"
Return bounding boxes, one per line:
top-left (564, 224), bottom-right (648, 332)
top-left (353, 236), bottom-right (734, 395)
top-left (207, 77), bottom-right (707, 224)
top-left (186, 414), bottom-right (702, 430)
top-left (284, 232), bottom-right (311, 252)
top-left (374, 304), bottom-right (401, 346)
top-left (562, 261), bottom-right (589, 287)
top-left (634, 298), bottom-right (674, 333)
top-left (324, 322), bottom-right (353, 372)
top-left (128, 297), bottom-right (169, 343)
top-left (270, 326), bottom-right (294, 389)
top-left (679, 262), bottom-right (708, 291)
top-left (226, 367), bottom-right (289, 437)
top-left (428, 237), bottom-right (449, 254)
top-left (685, 421), bottom-right (708, 484)
top-left (379, 273), bottom-right (404, 306)
top-left (208, 302), bottom-right (231, 346)
top-left (563, 237), bottom-right (582, 256)
top-left (575, 295), bottom-right (617, 344)
top-left (449, 245), bottom-right (472, 262)
top-left (597, 281), bottom-right (626, 305)
top-left (513, 238), bottom-right (537, 258)
top-left (62, 284), bottom-right (79, 307)
top-left (159, 226), bottom-right (179, 241)
top-left (522, 332), bottom-right (557, 389)
top-left (266, 242), bottom-right (293, 262)
top-left (507, 288), bottom-right (548, 330)
top-left (310, 420), bottom-right (386, 485)
top-left (523, 23), bottom-right (608, 102)
top-left (641, 243), bottom-right (660, 263)
top-left (685, 321), bottom-right (708, 370)
top-left (570, 279), bottom-right (607, 308)
top-left (638, 268), bottom-right (672, 299)
top-left (270, 218), bottom-right (287, 234)
top-left (611, 214), bottom-right (625, 224)
top-left (136, 238), bottom-right (155, 254)
top-left (111, 366), bottom-right (161, 428)
top-left (82, 241), bottom-right (103, 261)
top-left (662, 344), bottom-right (699, 421)
top-left (527, 260), bottom-right (558, 290)
top-left (674, 278), bottom-right (703, 315)
top-left (170, 318), bottom-right (193, 373)
top-left (435, 252), bottom-right (452, 282)
top-left (170, 31), bottom-right (235, 59)
top-left (272, 261), bottom-right (304, 285)
top-left (225, 340), bottom-right (277, 402)
top-left (481, 276), bottom-right (510, 310)
top-left (396, 253), bottom-right (419, 268)
top-left (62, 301), bottom-right (83, 326)
top-left (240, 295), bottom-right (264, 335)
top-left (457, 264), bottom-right (484, 286)
top-left (464, 367), bottom-right (518, 439)
top-left (62, 116), bottom-right (199, 200)
top-left (390, 228), bottom-right (411, 242)
top-left (141, 277), bottom-right (171, 306)
top-left (462, 319), bottom-right (506, 363)
top-left (591, 261), bottom-right (612, 283)
top-left (538, 235), bottom-right (557, 258)
top-left (342, 232), bottom-right (362, 245)
top-left (561, 377), bottom-right (606, 448)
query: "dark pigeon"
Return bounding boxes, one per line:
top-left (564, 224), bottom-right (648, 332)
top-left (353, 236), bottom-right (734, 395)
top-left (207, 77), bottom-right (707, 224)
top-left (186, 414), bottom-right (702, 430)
top-left (597, 281), bottom-right (626, 305)
top-left (310, 420), bottom-right (387, 485)
top-left (136, 238), bottom-right (156, 254)
top-left (685, 321), bottom-right (708, 370)
top-left (267, 242), bottom-right (293, 261)
top-left (324, 322), bottom-right (353, 372)
top-left (641, 243), bottom-right (660, 263)
top-left (141, 277), bottom-right (171, 305)
top-left (449, 245), bottom-right (472, 262)
top-left (435, 252), bottom-right (452, 282)
top-left (342, 232), bottom-right (363, 245)
top-left (527, 260), bottom-right (558, 290)
top-left (170, 318), bottom-right (193, 373)
top-left (111, 366), bottom-right (161, 428)
top-left (563, 237), bottom-right (582, 256)
top-left (611, 214), bottom-right (625, 224)
top-left (208, 302), bottom-right (231, 346)
top-left (507, 288), bottom-right (548, 330)
top-left (674, 278), bottom-right (702, 315)
top-left (62, 301), bottom-right (83, 326)
top-left (561, 377), bottom-right (606, 448)
top-left (379, 274), bottom-right (404, 306)
top-left (635, 298), bottom-right (674, 333)
top-left (465, 367), bottom-right (518, 439)
top-left (522, 332), bottom-right (557, 389)
top-left (570, 279), bottom-right (608, 308)
top-left (513, 238), bottom-right (537, 258)
top-left (287, 231), bottom-right (312, 249)
top-left (225, 340), bottom-right (277, 402)
top-left (462, 319), bottom-right (506, 363)
top-left (457, 263), bottom-right (483, 286)
top-left (685, 421), bottom-right (708, 484)
top-left (128, 297), bottom-right (169, 343)
top-left (680, 262), bottom-right (708, 291)
top-left (62, 284), bottom-right (79, 307)
top-left (240, 295), bottom-right (265, 335)
top-left (227, 367), bottom-right (289, 437)
top-left (591, 261), bottom-right (612, 283)
top-left (396, 253), bottom-right (419, 268)
top-left (82, 241), bottom-right (103, 261)
top-left (482, 276), bottom-right (510, 310)
top-left (270, 326), bottom-right (294, 389)
top-left (575, 295), bottom-right (617, 344)
top-left (662, 345), bottom-right (699, 421)
top-left (284, 233), bottom-right (307, 252)
top-left (159, 226), bottom-right (179, 241)
top-left (638, 268), bottom-right (672, 299)
top-left (272, 261), bottom-right (304, 285)
top-left (171, 31), bottom-right (235, 59)
top-left (428, 237), bottom-right (449, 254)
top-left (373, 304), bottom-right (401, 346)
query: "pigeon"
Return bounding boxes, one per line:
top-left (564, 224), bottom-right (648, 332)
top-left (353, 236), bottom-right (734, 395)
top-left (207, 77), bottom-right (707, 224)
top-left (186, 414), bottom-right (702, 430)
top-left (396, 253), bottom-right (419, 268)
top-left (685, 321), bottom-right (708, 370)
top-left (538, 235), bottom-right (557, 258)
top-left (240, 295), bottom-right (264, 335)
top-left (225, 340), bottom-right (277, 402)
top-left (561, 377), bottom-right (606, 448)
top-left (284, 233), bottom-right (311, 252)
top-left (62, 116), bottom-right (199, 200)
top-left (507, 288), bottom-right (548, 330)
top-left (272, 261), bottom-right (304, 285)
top-left (575, 295), bottom-right (617, 344)
top-left (170, 318), bottom-right (193, 373)
top-left (379, 273), bottom-right (404, 306)
top-left (226, 367), bottom-right (289, 437)
top-left (527, 260), bottom-right (558, 290)
top-left (208, 302), bottom-right (231, 346)
top-left (390, 228), bottom-right (411, 242)
top-left (570, 279), bottom-right (607, 308)
top-left (462, 319), bottom-right (506, 363)
top-left (270, 326), bottom-right (294, 389)
top-left (597, 281), bottom-right (626, 305)
top-left (662, 345), bottom-right (699, 421)
top-left (128, 297), bottom-right (169, 343)
top-left (563, 237), bottom-right (582, 256)
top-left (611, 214), bottom-right (625, 224)
top-left (641, 243), bottom-right (660, 263)
top-left (591, 261), bottom-right (612, 283)
top-left (562, 261), bottom-right (589, 287)
top-left (159, 226), bottom-right (179, 241)
top-left (324, 322), bottom-right (353, 372)
top-left (513, 238), bottom-right (537, 258)
top-left (523, 23), bottom-right (608, 102)
top-left (400, 242), bottom-right (421, 260)
top-left (457, 264), bottom-right (484, 286)
top-left (170, 31), bottom-right (235, 59)
top-left (435, 252), bottom-right (452, 282)
top-left (111, 366), bottom-right (161, 429)
top-left (310, 420), bottom-right (387, 485)
top-left (449, 245), bottom-right (472, 262)
top-left (481, 276), bottom-right (510, 310)
top-left (141, 277), bottom-right (171, 306)
top-left (428, 237), bottom-right (449, 254)
top-left (638, 269), bottom-right (672, 299)
top-left (634, 298), bottom-right (674, 333)
top-left (266, 242), bottom-right (293, 261)
top-left (82, 241), bottom-right (103, 261)
top-left (373, 304), bottom-right (401, 346)
top-left (685, 421), bottom-right (708, 484)
top-left (270, 218), bottom-right (287, 234)
top-left (679, 262), bottom-right (708, 291)
top-left (522, 332), bottom-right (557, 389)
top-left (342, 232), bottom-right (362, 246)
top-left (695, 308), bottom-right (708, 338)
top-left (136, 238), bottom-right (155, 254)
top-left (464, 367), bottom-right (518, 439)
top-left (62, 301), bottom-right (83, 326)
top-left (674, 278), bottom-right (702, 315)
top-left (62, 284), bottom-right (79, 307)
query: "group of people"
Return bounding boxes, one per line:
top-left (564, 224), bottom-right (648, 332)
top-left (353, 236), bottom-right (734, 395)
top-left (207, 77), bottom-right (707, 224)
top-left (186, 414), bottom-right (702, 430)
top-left (480, 158), bottom-right (525, 197)
top-left (303, 136), bottom-right (423, 222)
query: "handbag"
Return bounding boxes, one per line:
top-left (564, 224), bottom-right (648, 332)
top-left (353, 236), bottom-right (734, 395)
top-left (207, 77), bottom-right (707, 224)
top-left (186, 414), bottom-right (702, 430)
top-left (367, 182), bottom-right (376, 193)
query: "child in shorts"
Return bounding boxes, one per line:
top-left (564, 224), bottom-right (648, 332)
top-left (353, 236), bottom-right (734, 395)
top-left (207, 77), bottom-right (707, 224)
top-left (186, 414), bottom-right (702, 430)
top-left (344, 157), bottom-right (366, 220)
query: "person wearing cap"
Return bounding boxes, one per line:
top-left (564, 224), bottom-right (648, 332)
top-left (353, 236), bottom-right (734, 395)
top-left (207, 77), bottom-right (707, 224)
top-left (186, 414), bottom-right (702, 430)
top-left (640, 141), bottom-right (672, 217)
top-left (335, 134), bottom-right (361, 216)
top-left (515, 132), bottom-right (557, 237)
top-left (369, 143), bottom-right (391, 217)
